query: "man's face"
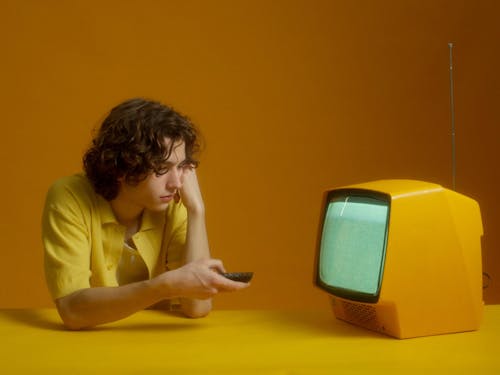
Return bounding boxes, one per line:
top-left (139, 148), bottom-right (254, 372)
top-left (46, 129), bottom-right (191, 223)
top-left (117, 138), bottom-right (188, 212)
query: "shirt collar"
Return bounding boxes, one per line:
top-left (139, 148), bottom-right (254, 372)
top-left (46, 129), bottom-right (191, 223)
top-left (97, 194), bottom-right (118, 225)
top-left (97, 194), bottom-right (164, 231)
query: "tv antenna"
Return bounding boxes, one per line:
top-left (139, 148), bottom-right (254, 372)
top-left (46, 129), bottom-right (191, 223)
top-left (448, 43), bottom-right (456, 190)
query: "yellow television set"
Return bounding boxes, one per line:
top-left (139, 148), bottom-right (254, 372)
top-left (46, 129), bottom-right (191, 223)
top-left (314, 179), bottom-right (483, 339)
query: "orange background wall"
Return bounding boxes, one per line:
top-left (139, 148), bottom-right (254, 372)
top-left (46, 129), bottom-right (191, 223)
top-left (1, 0), bottom-right (498, 309)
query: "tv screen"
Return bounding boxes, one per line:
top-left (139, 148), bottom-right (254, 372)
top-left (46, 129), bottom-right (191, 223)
top-left (318, 193), bottom-right (389, 303)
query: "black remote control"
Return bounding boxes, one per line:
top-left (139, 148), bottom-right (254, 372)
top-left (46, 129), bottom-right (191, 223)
top-left (222, 272), bottom-right (254, 283)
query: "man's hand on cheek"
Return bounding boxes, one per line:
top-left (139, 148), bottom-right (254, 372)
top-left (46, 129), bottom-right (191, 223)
top-left (179, 168), bottom-right (204, 213)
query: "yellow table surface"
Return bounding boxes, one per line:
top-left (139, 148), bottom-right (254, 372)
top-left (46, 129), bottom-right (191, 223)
top-left (0, 306), bottom-right (499, 374)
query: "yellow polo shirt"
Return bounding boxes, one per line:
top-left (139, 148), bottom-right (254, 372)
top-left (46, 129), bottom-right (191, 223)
top-left (42, 174), bottom-right (187, 300)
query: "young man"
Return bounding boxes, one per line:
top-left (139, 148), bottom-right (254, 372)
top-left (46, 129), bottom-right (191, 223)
top-left (42, 98), bottom-right (248, 330)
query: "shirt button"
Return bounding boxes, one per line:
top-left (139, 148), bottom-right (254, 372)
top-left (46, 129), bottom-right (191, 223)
top-left (107, 264), bottom-right (113, 270)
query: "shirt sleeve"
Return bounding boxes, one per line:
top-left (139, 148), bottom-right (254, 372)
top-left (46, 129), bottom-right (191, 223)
top-left (42, 181), bottom-right (92, 300)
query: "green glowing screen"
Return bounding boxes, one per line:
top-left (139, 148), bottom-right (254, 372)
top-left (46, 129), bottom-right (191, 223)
top-left (319, 195), bottom-right (389, 297)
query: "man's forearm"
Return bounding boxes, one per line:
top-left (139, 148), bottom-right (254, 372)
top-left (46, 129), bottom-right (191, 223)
top-left (181, 208), bottom-right (212, 316)
top-left (184, 208), bottom-right (210, 262)
top-left (55, 278), bottom-right (167, 330)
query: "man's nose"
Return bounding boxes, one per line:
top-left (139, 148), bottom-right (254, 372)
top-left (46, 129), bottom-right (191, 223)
top-left (166, 167), bottom-right (183, 189)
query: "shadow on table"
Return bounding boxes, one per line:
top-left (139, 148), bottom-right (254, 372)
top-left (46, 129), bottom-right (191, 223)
top-left (0, 309), bottom-right (64, 330)
top-left (0, 309), bottom-right (393, 338)
top-left (0, 309), bottom-right (204, 332)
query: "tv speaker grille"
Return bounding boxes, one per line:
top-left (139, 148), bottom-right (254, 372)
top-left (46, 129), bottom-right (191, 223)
top-left (340, 300), bottom-right (379, 330)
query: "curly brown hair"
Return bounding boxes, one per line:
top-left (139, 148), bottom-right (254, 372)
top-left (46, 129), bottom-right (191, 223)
top-left (83, 98), bottom-right (200, 201)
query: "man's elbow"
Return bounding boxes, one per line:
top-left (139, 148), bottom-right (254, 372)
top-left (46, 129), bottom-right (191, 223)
top-left (184, 308), bottom-right (210, 319)
top-left (55, 297), bottom-right (87, 330)
top-left (181, 299), bottom-right (212, 319)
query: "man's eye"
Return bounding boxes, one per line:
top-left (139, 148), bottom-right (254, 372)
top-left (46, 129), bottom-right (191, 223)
top-left (155, 168), bottom-right (169, 177)
top-left (178, 163), bottom-right (190, 171)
